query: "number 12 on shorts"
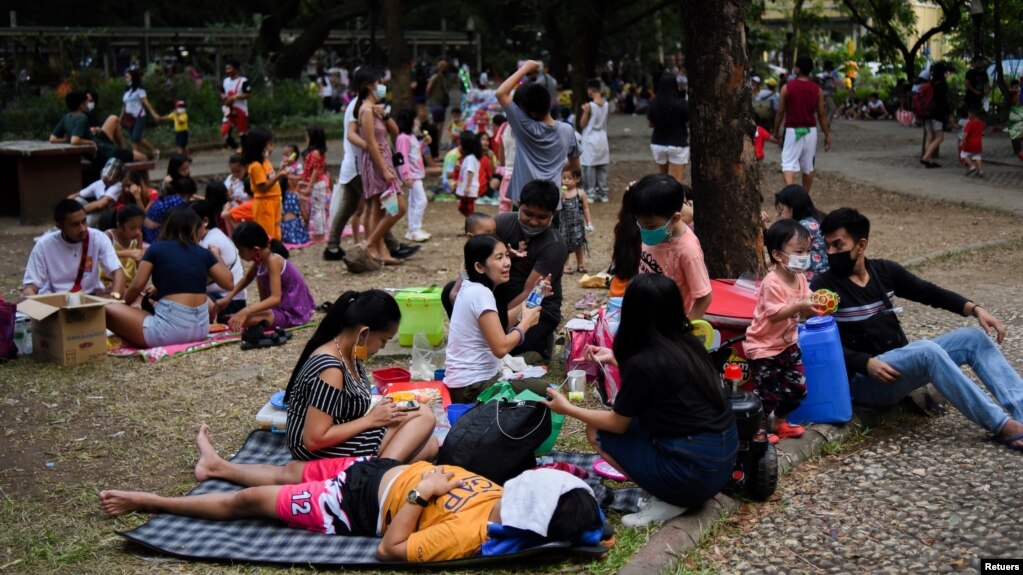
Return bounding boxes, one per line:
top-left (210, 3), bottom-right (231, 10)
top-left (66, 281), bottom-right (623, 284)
top-left (291, 490), bottom-right (312, 515)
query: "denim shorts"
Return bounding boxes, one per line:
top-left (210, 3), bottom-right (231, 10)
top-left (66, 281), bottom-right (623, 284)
top-left (598, 419), bottom-right (738, 507)
top-left (142, 299), bottom-right (210, 347)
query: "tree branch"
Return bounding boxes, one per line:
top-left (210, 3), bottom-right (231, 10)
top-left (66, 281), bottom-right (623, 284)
top-left (606, 0), bottom-right (676, 37)
top-left (908, 0), bottom-right (963, 56)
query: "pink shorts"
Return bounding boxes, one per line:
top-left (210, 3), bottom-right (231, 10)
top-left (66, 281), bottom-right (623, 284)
top-left (275, 457), bottom-right (365, 534)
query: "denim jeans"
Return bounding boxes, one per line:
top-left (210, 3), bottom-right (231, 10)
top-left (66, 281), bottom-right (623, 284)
top-left (850, 328), bottom-right (1023, 434)
top-left (598, 419), bottom-right (738, 508)
top-left (142, 299), bottom-right (209, 347)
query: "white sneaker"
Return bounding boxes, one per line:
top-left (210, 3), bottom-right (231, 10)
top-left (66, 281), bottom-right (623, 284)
top-left (599, 196), bottom-right (609, 203)
top-left (621, 496), bottom-right (687, 528)
top-left (407, 230), bottom-right (431, 242)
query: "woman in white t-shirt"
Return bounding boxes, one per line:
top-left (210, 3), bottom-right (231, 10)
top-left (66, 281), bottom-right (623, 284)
top-left (189, 199), bottom-right (247, 322)
top-left (443, 234), bottom-right (551, 403)
top-left (121, 69), bottom-right (162, 160)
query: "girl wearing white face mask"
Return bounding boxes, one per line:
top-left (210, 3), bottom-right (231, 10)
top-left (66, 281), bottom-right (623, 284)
top-left (356, 69), bottom-right (406, 265)
top-left (744, 219), bottom-right (824, 443)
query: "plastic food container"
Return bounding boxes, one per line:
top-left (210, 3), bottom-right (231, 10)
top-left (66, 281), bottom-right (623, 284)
top-left (371, 367), bottom-right (412, 394)
top-left (394, 287), bottom-right (446, 347)
top-left (256, 401), bottom-right (287, 433)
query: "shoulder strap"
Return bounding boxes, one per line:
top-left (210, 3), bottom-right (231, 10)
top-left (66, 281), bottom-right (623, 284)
top-left (71, 232), bottom-right (91, 293)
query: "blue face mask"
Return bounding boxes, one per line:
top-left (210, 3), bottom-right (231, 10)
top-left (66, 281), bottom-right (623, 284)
top-left (637, 218), bottom-right (674, 246)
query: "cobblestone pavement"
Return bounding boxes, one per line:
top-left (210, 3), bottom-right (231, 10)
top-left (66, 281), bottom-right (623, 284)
top-left (702, 248), bottom-right (1023, 575)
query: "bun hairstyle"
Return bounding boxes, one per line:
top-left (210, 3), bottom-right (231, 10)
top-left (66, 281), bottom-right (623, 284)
top-left (285, 290), bottom-right (401, 402)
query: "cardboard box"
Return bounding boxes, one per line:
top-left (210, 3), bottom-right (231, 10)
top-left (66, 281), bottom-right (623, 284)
top-left (17, 293), bottom-right (112, 366)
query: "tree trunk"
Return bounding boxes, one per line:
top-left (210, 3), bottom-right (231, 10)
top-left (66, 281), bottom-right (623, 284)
top-left (784, 0), bottom-right (806, 71)
top-left (267, 2), bottom-right (366, 79)
top-left (382, 0), bottom-right (412, 111)
top-left (680, 0), bottom-right (765, 278)
top-left (990, 0), bottom-right (1010, 99)
top-left (901, 47), bottom-right (916, 83)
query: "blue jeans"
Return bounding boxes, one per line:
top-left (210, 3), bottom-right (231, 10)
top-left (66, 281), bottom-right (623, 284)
top-left (850, 328), bottom-right (1023, 434)
top-left (598, 419), bottom-right (738, 508)
top-left (142, 299), bottom-right (209, 347)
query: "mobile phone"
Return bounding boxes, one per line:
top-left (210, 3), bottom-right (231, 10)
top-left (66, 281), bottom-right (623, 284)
top-left (397, 400), bottom-right (420, 411)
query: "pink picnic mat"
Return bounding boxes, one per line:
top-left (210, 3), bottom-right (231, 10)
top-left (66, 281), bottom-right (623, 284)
top-left (108, 323), bottom-right (314, 363)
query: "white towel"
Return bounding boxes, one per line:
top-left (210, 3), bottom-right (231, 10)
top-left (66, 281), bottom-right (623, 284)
top-left (499, 468), bottom-right (593, 537)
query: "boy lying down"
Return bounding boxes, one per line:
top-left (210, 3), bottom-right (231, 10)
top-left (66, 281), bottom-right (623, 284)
top-left (100, 425), bottom-right (605, 562)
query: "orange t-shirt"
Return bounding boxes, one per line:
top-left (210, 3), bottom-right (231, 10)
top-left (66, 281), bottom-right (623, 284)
top-left (743, 269), bottom-right (810, 360)
top-left (638, 227), bottom-right (712, 317)
top-left (248, 159), bottom-right (281, 199)
top-left (609, 276), bottom-right (628, 298)
top-left (380, 461), bottom-right (503, 562)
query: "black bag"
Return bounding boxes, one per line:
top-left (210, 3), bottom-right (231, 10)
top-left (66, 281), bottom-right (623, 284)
top-left (437, 399), bottom-right (552, 484)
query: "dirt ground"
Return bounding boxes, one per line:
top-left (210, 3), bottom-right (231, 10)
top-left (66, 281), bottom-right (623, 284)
top-left (1, 147), bottom-right (1022, 574)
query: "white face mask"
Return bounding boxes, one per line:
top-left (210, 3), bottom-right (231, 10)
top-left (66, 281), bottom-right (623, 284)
top-left (784, 253), bottom-right (811, 272)
top-left (176, 107), bottom-right (185, 114)
top-left (375, 84), bottom-right (387, 100)
top-left (86, 101), bottom-right (95, 111)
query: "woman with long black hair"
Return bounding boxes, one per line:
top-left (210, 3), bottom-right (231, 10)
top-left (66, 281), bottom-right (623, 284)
top-left (545, 273), bottom-right (737, 527)
top-left (120, 68), bottom-right (162, 160)
top-left (284, 289), bottom-right (438, 462)
top-left (774, 183), bottom-right (829, 280)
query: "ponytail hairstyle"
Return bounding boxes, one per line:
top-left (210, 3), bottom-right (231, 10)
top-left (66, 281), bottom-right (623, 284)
top-left (614, 273), bottom-right (726, 410)
top-left (352, 66), bottom-right (380, 119)
top-left (610, 182), bottom-right (640, 281)
top-left (463, 234), bottom-right (502, 290)
top-left (285, 290), bottom-right (401, 402)
top-left (231, 221), bottom-right (290, 259)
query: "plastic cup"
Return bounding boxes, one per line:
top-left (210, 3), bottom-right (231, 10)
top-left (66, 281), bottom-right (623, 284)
top-left (566, 369), bottom-right (586, 393)
top-left (447, 403), bottom-right (471, 426)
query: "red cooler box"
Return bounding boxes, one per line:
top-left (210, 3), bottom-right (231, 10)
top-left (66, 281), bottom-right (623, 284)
top-left (704, 279), bottom-right (758, 390)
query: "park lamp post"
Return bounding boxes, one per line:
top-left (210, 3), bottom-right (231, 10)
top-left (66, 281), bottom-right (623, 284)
top-left (969, 0), bottom-right (984, 57)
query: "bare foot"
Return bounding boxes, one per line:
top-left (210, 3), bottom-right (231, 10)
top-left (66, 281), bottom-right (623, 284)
top-left (99, 489), bottom-right (152, 517)
top-left (194, 424), bottom-right (223, 482)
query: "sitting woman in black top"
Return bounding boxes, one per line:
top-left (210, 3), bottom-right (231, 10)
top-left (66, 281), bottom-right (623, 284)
top-left (106, 207), bottom-right (233, 347)
top-left (284, 289), bottom-right (438, 462)
top-left (545, 273), bottom-right (737, 528)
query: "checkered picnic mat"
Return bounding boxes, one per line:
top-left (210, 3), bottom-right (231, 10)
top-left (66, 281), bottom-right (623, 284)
top-left (120, 431), bottom-right (626, 568)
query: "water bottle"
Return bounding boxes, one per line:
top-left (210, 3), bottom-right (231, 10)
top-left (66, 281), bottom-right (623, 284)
top-left (605, 297), bottom-right (622, 335)
top-left (525, 280), bottom-right (545, 309)
top-left (787, 316), bottom-right (852, 425)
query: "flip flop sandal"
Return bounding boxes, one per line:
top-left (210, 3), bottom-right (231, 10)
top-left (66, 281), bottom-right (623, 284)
top-left (576, 266), bottom-right (588, 274)
top-left (563, 267), bottom-right (576, 275)
top-left (995, 432), bottom-right (1023, 452)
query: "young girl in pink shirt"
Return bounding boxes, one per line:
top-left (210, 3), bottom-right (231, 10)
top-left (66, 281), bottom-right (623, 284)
top-left (744, 219), bottom-right (821, 443)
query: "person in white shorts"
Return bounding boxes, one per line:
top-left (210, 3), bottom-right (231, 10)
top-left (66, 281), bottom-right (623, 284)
top-left (774, 56), bottom-right (831, 193)
top-left (647, 72), bottom-right (691, 184)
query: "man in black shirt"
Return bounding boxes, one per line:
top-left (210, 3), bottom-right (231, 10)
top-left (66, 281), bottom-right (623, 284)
top-left (811, 208), bottom-right (1023, 452)
top-left (964, 56), bottom-right (990, 111)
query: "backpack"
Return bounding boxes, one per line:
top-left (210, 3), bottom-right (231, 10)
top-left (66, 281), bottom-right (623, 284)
top-left (913, 83), bottom-right (936, 119)
top-left (437, 399), bottom-right (552, 484)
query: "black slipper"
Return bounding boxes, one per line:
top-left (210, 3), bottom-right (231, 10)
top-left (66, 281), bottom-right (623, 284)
top-left (995, 432), bottom-right (1023, 452)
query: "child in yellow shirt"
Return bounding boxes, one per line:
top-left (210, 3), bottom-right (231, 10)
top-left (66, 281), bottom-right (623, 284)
top-left (167, 100), bottom-right (189, 155)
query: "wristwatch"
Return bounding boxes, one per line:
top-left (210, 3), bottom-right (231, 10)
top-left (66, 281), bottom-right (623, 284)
top-left (407, 489), bottom-right (429, 507)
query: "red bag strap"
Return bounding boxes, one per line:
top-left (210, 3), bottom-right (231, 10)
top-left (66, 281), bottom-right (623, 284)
top-left (71, 232), bottom-right (90, 293)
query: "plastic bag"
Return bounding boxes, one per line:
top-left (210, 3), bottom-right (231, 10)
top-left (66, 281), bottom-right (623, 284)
top-left (410, 332), bottom-right (441, 381)
top-left (476, 382), bottom-right (564, 455)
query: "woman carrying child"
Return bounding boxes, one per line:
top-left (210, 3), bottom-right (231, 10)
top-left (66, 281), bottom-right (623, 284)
top-left (744, 219), bottom-right (819, 443)
top-left (106, 208), bottom-right (234, 347)
top-left (443, 234), bottom-right (551, 402)
top-left (545, 274), bottom-right (737, 527)
top-left (299, 126), bottom-right (330, 241)
top-left (213, 221), bottom-right (315, 331)
top-left (285, 289), bottom-right (438, 462)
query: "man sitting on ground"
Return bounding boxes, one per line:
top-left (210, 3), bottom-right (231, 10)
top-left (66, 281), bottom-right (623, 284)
top-left (811, 208), bottom-right (1023, 452)
top-left (22, 200), bottom-right (125, 300)
top-left (99, 425), bottom-right (604, 563)
top-left (69, 158), bottom-right (124, 229)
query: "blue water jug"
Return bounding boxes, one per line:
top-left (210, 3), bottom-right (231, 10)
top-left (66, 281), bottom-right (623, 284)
top-left (787, 316), bottom-right (853, 425)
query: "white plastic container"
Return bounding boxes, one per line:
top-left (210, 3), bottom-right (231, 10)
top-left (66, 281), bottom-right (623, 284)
top-left (255, 401), bottom-right (287, 433)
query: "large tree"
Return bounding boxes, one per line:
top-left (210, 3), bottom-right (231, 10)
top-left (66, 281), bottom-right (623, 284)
top-left (680, 0), bottom-right (765, 277)
top-left (840, 0), bottom-right (965, 80)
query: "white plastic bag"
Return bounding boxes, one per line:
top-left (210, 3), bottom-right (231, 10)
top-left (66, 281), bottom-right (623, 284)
top-left (410, 333), bottom-right (442, 381)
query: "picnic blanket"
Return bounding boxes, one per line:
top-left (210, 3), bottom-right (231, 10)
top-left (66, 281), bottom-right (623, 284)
top-left (108, 323), bottom-right (314, 363)
top-left (120, 430), bottom-right (634, 568)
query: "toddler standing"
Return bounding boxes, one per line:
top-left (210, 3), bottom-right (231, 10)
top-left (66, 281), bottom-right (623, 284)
top-left (961, 108), bottom-right (986, 177)
top-left (454, 132), bottom-right (482, 217)
top-left (559, 168), bottom-right (592, 274)
top-left (169, 100), bottom-right (189, 156)
top-left (744, 219), bottom-right (819, 443)
top-left (395, 108), bottom-right (432, 242)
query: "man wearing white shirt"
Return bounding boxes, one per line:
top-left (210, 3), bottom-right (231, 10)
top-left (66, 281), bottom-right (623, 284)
top-left (69, 161), bottom-right (123, 229)
top-left (22, 200), bottom-right (125, 299)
